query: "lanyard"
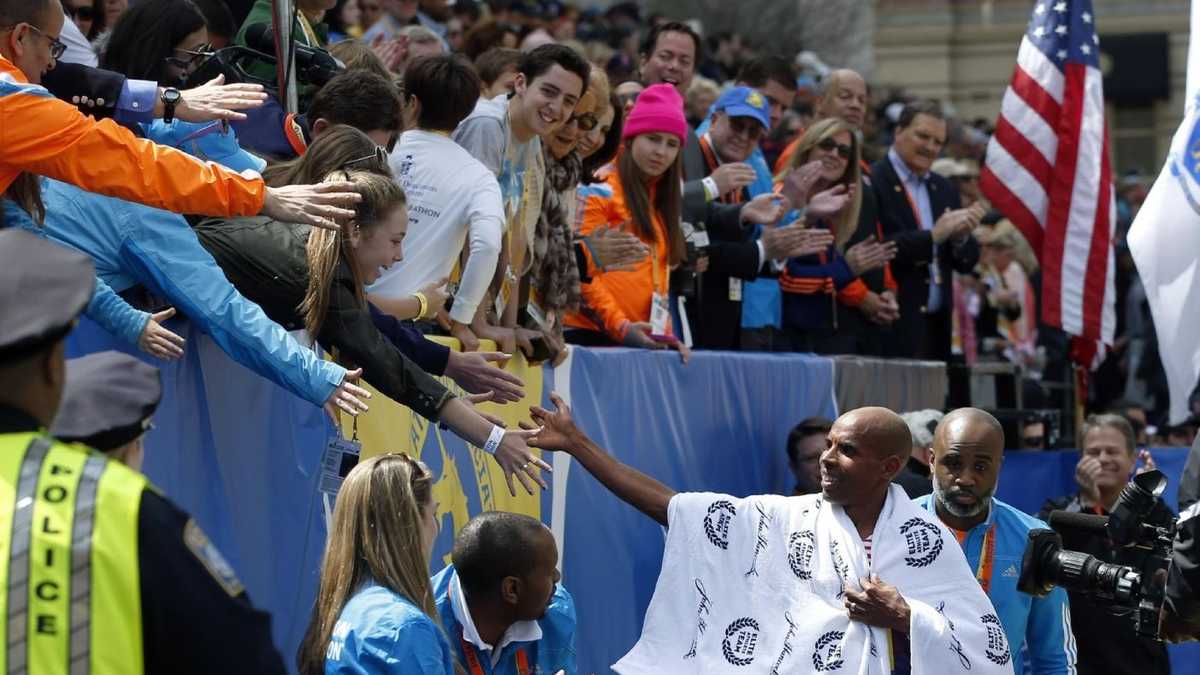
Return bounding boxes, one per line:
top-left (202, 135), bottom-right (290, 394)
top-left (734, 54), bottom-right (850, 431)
top-left (460, 637), bottom-right (531, 675)
top-left (697, 135), bottom-right (745, 204)
top-left (897, 174), bottom-right (943, 286)
top-left (954, 524), bottom-right (997, 595)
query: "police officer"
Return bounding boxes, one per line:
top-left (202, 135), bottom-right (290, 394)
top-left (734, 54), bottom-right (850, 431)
top-left (0, 229), bottom-right (285, 674)
top-left (51, 351), bottom-right (160, 471)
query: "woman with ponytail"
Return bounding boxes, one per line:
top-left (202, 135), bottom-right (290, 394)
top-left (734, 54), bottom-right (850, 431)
top-left (196, 127), bottom-right (548, 495)
top-left (297, 453), bottom-right (453, 674)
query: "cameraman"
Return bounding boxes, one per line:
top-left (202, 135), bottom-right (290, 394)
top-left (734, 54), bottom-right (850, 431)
top-left (1038, 414), bottom-right (1172, 674)
top-left (1161, 436), bottom-right (1200, 642)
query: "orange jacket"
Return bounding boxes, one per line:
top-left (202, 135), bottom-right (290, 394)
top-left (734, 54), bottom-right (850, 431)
top-left (0, 56), bottom-right (265, 216)
top-left (565, 167), bottom-right (673, 341)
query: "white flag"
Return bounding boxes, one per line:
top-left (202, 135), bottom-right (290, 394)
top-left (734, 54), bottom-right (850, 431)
top-left (1128, 0), bottom-right (1200, 424)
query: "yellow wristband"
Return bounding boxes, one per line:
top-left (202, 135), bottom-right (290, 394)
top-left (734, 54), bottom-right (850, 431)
top-left (413, 292), bottom-right (429, 320)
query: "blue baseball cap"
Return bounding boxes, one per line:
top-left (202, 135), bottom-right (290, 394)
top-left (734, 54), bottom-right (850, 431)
top-left (713, 86), bottom-right (771, 131)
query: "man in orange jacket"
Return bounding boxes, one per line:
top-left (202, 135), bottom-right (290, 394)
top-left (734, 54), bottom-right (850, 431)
top-left (0, 0), bottom-right (358, 228)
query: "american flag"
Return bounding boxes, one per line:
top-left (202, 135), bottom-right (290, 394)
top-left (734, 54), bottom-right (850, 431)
top-left (980, 0), bottom-right (1116, 357)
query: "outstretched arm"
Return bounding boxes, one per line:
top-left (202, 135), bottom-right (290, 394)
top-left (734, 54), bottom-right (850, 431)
top-left (527, 393), bottom-right (676, 525)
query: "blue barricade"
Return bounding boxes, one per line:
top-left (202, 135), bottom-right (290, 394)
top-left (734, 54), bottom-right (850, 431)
top-left (64, 316), bottom-right (1197, 674)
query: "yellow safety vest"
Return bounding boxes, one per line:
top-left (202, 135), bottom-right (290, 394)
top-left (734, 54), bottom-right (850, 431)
top-left (0, 432), bottom-right (147, 674)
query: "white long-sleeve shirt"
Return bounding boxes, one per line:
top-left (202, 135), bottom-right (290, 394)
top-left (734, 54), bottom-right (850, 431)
top-left (370, 130), bottom-right (504, 324)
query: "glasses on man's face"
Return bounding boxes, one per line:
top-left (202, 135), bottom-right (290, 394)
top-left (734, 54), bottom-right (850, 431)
top-left (817, 137), bottom-right (853, 160)
top-left (727, 116), bottom-right (764, 141)
top-left (343, 145), bottom-right (389, 172)
top-left (23, 23), bottom-right (66, 60)
top-left (164, 43), bottom-right (214, 71)
top-left (569, 112), bottom-right (598, 131)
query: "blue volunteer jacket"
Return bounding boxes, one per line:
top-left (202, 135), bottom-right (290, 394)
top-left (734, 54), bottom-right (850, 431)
top-left (915, 494), bottom-right (1076, 675)
top-left (7, 180), bottom-right (345, 407)
top-left (326, 582), bottom-right (456, 674)
top-left (432, 564), bottom-right (578, 675)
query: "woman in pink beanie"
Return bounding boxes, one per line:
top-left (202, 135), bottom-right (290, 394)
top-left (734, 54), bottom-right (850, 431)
top-left (565, 83), bottom-right (691, 362)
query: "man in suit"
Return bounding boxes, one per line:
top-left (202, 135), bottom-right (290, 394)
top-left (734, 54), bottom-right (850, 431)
top-left (873, 100), bottom-right (984, 360)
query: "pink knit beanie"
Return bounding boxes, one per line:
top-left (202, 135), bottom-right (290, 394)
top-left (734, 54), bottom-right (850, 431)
top-left (621, 83), bottom-right (688, 145)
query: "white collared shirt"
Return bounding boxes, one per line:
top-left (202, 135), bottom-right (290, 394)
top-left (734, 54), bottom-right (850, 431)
top-left (450, 574), bottom-right (542, 668)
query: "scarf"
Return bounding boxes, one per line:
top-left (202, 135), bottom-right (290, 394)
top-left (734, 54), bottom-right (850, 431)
top-left (528, 148), bottom-right (583, 332)
top-left (614, 486), bottom-right (1014, 674)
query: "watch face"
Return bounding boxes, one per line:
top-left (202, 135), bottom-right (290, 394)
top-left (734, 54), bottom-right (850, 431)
top-left (163, 88), bottom-right (182, 103)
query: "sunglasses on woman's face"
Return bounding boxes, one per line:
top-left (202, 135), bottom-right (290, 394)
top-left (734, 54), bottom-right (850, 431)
top-left (817, 137), bottom-right (853, 160)
top-left (569, 112), bottom-right (598, 131)
top-left (343, 145), bottom-right (389, 172)
top-left (164, 43), bottom-right (214, 71)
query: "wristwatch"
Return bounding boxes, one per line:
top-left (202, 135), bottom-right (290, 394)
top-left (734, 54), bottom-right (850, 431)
top-left (160, 87), bottom-right (182, 124)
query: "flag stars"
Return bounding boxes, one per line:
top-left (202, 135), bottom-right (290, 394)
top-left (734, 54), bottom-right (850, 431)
top-left (1082, 11), bottom-right (1092, 23)
top-left (1056, 49), bottom-right (1068, 60)
top-left (1093, 33), bottom-right (1100, 44)
top-left (1081, 44), bottom-right (1091, 55)
top-left (1055, 24), bottom-right (1068, 36)
top-left (1032, 25), bottom-right (1046, 38)
top-left (1035, 3), bottom-right (1046, 14)
top-left (1054, 1), bottom-right (1067, 12)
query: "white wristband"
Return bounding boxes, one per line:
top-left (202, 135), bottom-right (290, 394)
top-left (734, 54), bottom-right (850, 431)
top-left (482, 424), bottom-right (505, 455)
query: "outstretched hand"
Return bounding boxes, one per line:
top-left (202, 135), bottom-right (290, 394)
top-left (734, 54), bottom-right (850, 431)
top-left (138, 307), bottom-right (186, 360)
top-left (524, 392), bottom-right (580, 452)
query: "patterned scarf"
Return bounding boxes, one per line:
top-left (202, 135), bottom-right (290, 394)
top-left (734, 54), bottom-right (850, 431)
top-left (529, 148), bottom-right (583, 331)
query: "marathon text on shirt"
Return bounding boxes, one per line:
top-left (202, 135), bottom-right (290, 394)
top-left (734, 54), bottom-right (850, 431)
top-left (745, 501), bottom-right (772, 577)
top-left (683, 577), bottom-right (713, 660)
top-left (703, 499), bottom-right (736, 550)
top-left (721, 617), bottom-right (761, 666)
top-left (811, 629), bottom-right (845, 672)
top-left (900, 517), bottom-right (944, 568)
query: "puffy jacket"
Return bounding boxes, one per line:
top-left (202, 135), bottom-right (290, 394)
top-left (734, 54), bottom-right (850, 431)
top-left (0, 56), bottom-right (264, 216)
top-left (565, 167), bottom-right (674, 341)
top-left (195, 217), bottom-right (453, 420)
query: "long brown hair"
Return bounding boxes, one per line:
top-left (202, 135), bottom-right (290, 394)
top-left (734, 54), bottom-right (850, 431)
top-left (5, 173), bottom-right (44, 224)
top-left (296, 454), bottom-right (436, 675)
top-left (781, 117), bottom-right (862, 250)
top-left (616, 141), bottom-right (685, 266)
top-left (298, 170), bottom-right (406, 337)
top-left (262, 124), bottom-right (390, 187)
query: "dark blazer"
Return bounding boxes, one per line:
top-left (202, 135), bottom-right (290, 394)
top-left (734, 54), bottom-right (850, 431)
top-left (872, 155), bottom-right (979, 360)
top-left (195, 216), bottom-right (453, 420)
top-left (681, 125), bottom-right (708, 226)
top-left (41, 63), bottom-right (128, 121)
top-left (681, 201), bottom-right (761, 350)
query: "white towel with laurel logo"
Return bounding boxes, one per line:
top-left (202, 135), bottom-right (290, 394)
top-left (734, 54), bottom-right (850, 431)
top-left (613, 485), bottom-right (1013, 674)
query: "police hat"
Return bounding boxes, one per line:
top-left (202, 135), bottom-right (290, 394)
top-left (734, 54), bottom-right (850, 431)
top-left (713, 86), bottom-right (771, 131)
top-left (51, 351), bottom-right (162, 452)
top-left (0, 229), bottom-right (95, 361)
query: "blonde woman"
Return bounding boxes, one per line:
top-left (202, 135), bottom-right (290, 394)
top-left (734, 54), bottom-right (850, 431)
top-left (297, 454), bottom-right (452, 674)
top-left (197, 130), bottom-right (547, 495)
top-left (775, 118), bottom-right (896, 353)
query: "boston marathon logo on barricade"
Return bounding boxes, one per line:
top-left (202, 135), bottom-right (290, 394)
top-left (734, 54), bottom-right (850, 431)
top-left (1169, 93), bottom-right (1200, 216)
top-left (352, 340), bottom-right (544, 567)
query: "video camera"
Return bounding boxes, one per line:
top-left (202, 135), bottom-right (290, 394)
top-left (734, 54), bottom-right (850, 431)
top-left (184, 23), bottom-right (344, 92)
top-left (1018, 470), bottom-right (1177, 639)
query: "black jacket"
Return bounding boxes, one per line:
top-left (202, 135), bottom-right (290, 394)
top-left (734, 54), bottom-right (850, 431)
top-left (41, 63), bottom-right (129, 122)
top-left (195, 217), bottom-right (453, 420)
top-left (872, 156), bottom-right (979, 360)
top-left (678, 200), bottom-right (762, 350)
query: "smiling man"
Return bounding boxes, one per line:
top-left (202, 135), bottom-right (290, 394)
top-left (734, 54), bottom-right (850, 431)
top-left (872, 100), bottom-right (983, 360)
top-left (453, 43), bottom-right (589, 351)
top-left (527, 400), bottom-right (1014, 674)
top-left (916, 408), bottom-right (1075, 675)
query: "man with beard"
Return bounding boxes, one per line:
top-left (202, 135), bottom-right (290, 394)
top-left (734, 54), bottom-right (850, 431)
top-left (431, 512), bottom-right (576, 674)
top-left (916, 408), bottom-right (1075, 675)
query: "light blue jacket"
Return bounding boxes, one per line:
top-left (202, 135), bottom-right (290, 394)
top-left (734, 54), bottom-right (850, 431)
top-left (8, 179), bottom-right (344, 407)
top-left (326, 582), bottom-right (456, 674)
top-left (693, 117), bottom-right (779, 330)
top-left (915, 494), bottom-right (1077, 675)
top-left (432, 564), bottom-right (577, 675)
